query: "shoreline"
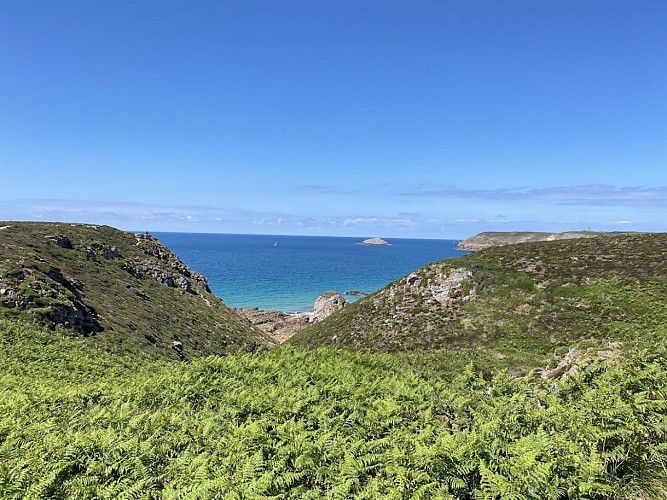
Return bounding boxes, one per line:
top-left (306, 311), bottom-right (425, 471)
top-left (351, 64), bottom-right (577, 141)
top-left (234, 290), bottom-right (352, 343)
top-left (223, 291), bottom-right (368, 317)
top-left (234, 307), bottom-right (313, 343)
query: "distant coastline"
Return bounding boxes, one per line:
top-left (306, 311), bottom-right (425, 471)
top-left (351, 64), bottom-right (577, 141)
top-left (456, 231), bottom-right (600, 251)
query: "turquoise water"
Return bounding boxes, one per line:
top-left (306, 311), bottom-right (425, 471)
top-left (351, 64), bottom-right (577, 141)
top-left (155, 233), bottom-right (467, 313)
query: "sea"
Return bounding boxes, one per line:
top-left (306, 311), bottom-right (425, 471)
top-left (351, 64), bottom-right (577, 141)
top-left (154, 233), bottom-right (467, 313)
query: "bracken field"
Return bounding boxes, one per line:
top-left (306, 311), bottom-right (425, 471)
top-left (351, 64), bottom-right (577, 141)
top-left (1, 319), bottom-right (666, 499)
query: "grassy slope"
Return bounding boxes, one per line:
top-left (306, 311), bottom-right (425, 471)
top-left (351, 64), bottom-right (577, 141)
top-left (1, 319), bottom-right (666, 499)
top-left (290, 233), bottom-right (667, 373)
top-left (0, 222), bottom-right (273, 359)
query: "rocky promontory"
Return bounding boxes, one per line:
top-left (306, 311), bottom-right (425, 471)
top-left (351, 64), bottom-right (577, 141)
top-left (313, 291), bottom-right (348, 322)
top-left (457, 231), bottom-right (599, 251)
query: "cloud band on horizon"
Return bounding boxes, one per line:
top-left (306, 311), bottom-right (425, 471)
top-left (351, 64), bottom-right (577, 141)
top-left (403, 184), bottom-right (667, 206)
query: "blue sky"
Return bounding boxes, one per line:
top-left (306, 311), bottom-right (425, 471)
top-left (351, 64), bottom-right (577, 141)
top-left (1, 0), bottom-right (666, 238)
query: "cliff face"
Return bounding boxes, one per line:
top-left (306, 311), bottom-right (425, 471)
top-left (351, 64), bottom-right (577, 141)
top-left (0, 222), bottom-right (275, 359)
top-left (457, 231), bottom-right (599, 251)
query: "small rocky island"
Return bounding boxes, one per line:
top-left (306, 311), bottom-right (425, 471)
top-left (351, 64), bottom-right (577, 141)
top-left (357, 237), bottom-right (391, 246)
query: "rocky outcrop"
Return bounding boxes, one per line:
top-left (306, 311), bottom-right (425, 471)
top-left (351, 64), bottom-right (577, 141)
top-left (313, 291), bottom-right (348, 322)
top-left (289, 264), bottom-right (482, 351)
top-left (380, 267), bottom-right (476, 322)
top-left (457, 231), bottom-right (599, 251)
top-left (48, 303), bottom-right (100, 334)
top-left (235, 307), bottom-right (311, 343)
top-left (123, 260), bottom-right (196, 294)
top-left (171, 340), bottom-right (187, 361)
top-left (86, 243), bottom-right (122, 261)
top-left (0, 264), bottom-right (101, 334)
top-left (121, 233), bottom-right (211, 294)
top-left (357, 237), bottom-right (391, 246)
top-left (46, 235), bottom-right (73, 249)
top-left (537, 343), bottom-right (623, 381)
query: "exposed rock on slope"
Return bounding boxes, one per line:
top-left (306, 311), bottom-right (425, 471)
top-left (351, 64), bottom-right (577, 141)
top-left (536, 342), bottom-right (623, 381)
top-left (313, 291), bottom-right (348, 321)
top-left (292, 265), bottom-right (482, 351)
top-left (0, 222), bottom-right (274, 358)
top-left (457, 231), bottom-right (599, 251)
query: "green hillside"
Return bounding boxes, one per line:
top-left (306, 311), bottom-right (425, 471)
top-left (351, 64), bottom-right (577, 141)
top-left (2, 226), bottom-right (667, 497)
top-left (290, 233), bottom-right (667, 372)
top-left (0, 222), bottom-right (274, 359)
top-left (1, 318), bottom-right (666, 499)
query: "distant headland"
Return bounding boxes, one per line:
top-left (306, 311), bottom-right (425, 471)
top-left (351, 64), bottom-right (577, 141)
top-left (457, 231), bottom-right (600, 251)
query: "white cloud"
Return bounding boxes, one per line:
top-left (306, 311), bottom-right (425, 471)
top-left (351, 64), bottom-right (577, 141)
top-left (342, 218), bottom-right (382, 227)
top-left (405, 184), bottom-right (667, 206)
top-left (1, 197), bottom-right (665, 239)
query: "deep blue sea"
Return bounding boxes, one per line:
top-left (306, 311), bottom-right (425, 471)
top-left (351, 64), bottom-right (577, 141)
top-left (154, 233), bottom-right (467, 313)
